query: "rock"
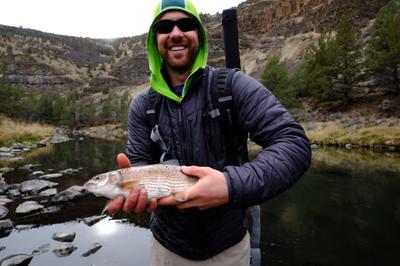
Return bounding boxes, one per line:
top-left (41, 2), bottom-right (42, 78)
top-left (19, 164), bottom-right (40, 171)
top-left (52, 232), bottom-right (76, 242)
top-left (11, 143), bottom-right (24, 150)
top-left (7, 189), bottom-right (21, 198)
top-left (52, 243), bottom-right (77, 257)
top-left (0, 219), bottom-right (13, 237)
top-left (0, 197), bottom-right (13, 206)
top-left (0, 178), bottom-right (8, 194)
top-left (59, 168), bottom-right (78, 175)
top-left (81, 242), bottom-right (102, 257)
top-left (15, 225), bottom-right (34, 231)
top-left (15, 201), bottom-right (44, 215)
top-left (20, 179), bottom-right (58, 195)
top-left (36, 142), bottom-right (47, 148)
top-left (38, 188), bottom-right (57, 197)
top-left (0, 205), bottom-right (9, 219)
top-left (311, 144), bottom-right (318, 149)
top-left (0, 168), bottom-right (14, 174)
top-left (0, 246), bottom-right (5, 252)
top-left (31, 243), bottom-right (51, 256)
top-left (39, 173), bottom-right (63, 179)
top-left (0, 254), bottom-right (33, 266)
top-left (0, 147), bottom-right (11, 153)
top-left (51, 185), bottom-right (86, 203)
top-left (82, 215), bottom-right (106, 226)
top-left (31, 171), bottom-right (45, 177)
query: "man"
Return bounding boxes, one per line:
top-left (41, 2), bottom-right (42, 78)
top-left (108, 0), bottom-right (312, 265)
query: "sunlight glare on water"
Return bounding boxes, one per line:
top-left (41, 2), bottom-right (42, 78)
top-left (93, 219), bottom-right (120, 236)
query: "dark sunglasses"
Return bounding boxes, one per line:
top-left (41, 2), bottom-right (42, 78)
top-left (153, 17), bottom-right (198, 34)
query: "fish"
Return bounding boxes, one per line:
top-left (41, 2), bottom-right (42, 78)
top-left (83, 164), bottom-right (198, 202)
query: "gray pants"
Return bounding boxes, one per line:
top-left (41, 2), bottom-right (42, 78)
top-left (150, 232), bottom-right (251, 266)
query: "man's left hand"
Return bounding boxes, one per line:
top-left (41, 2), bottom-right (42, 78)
top-left (158, 166), bottom-right (229, 210)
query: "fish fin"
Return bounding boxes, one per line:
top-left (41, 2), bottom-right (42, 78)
top-left (118, 181), bottom-right (138, 190)
top-left (172, 188), bottom-right (192, 202)
top-left (101, 200), bottom-right (113, 216)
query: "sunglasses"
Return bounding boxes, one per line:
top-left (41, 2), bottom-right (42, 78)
top-left (153, 17), bottom-right (198, 34)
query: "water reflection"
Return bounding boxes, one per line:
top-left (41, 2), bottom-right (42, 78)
top-left (261, 148), bottom-right (400, 266)
top-left (0, 218), bottom-right (151, 266)
top-left (0, 140), bottom-right (399, 266)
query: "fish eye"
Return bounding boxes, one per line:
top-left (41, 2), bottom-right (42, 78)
top-left (93, 174), bottom-right (107, 183)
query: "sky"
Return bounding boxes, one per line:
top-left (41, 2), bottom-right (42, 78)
top-left (1, 0), bottom-right (246, 39)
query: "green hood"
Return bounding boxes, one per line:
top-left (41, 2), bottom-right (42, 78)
top-left (147, 0), bottom-right (208, 103)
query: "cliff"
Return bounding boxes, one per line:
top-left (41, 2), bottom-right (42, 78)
top-left (0, 0), bottom-right (391, 99)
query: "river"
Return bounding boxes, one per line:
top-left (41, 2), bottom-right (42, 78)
top-left (0, 139), bottom-right (399, 265)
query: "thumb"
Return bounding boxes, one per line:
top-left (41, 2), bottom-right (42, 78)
top-left (117, 153), bottom-right (131, 169)
top-left (181, 165), bottom-right (206, 178)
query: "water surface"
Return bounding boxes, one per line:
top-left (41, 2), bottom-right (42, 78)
top-left (1, 139), bottom-right (399, 265)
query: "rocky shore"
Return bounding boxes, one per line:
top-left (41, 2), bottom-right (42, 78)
top-left (0, 162), bottom-right (108, 265)
top-left (0, 128), bottom-right (72, 163)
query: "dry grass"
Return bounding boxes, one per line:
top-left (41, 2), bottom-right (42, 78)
top-left (0, 115), bottom-right (55, 146)
top-left (305, 122), bottom-right (400, 147)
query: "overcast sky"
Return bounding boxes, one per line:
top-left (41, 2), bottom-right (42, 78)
top-left (1, 0), bottom-right (245, 39)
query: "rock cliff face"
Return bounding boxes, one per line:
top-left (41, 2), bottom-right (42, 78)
top-left (0, 0), bottom-right (391, 94)
top-left (237, 0), bottom-right (388, 36)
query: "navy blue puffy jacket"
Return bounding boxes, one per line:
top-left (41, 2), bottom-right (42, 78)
top-left (126, 67), bottom-right (311, 259)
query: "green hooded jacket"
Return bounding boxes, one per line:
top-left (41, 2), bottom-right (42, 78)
top-left (147, 0), bottom-right (209, 103)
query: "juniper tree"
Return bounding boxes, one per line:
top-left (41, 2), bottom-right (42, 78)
top-left (366, 0), bottom-right (400, 95)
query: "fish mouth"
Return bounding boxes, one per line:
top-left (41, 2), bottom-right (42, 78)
top-left (82, 181), bottom-right (95, 192)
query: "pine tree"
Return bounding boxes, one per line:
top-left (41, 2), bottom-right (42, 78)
top-left (37, 94), bottom-right (53, 122)
top-left (366, 0), bottom-right (400, 95)
top-left (261, 56), bottom-right (296, 107)
top-left (334, 10), bottom-right (361, 103)
top-left (302, 32), bottom-right (337, 101)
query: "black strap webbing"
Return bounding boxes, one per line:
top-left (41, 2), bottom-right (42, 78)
top-left (210, 68), bottom-right (248, 164)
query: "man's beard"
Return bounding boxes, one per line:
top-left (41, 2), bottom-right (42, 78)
top-left (165, 48), bottom-right (198, 74)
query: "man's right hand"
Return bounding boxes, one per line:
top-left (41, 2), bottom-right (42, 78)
top-left (106, 153), bottom-right (158, 215)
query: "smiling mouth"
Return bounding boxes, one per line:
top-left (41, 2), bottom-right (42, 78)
top-left (169, 46), bottom-right (186, 51)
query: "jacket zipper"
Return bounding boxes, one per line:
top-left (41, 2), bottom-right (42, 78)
top-left (187, 117), bottom-right (193, 164)
top-left (177, 109), bottom-right (187, 165)
top-left (178, 107), bottom-right (194, 165)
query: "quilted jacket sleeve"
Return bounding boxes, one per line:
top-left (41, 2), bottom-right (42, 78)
top-left (126, 91), bottom-right (157, 165)
top-left (223, 71), bottom-right (312, 208)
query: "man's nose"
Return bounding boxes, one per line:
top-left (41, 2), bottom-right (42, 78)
top-left (170, 25), bottom-right (183, 37)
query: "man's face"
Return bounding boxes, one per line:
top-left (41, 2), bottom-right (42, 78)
top-left (155, 11), bottom-right (200, 74)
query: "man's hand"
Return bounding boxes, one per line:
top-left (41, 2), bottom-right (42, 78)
top-left (106, 153), bottom-right (158, 215)
top-left (158, 166), bottom-right (229, 210)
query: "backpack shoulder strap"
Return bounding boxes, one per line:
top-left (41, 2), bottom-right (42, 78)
top-left (209, 67), bottom-right (248, 163)
top-left (145, 88), bottom-right (168, 162)
top-left (145, 88), bottom-right (162, 129)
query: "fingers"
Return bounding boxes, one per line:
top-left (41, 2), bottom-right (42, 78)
top-left (157, 196), bottom-right (179, 206)
top-left (135, 189), bottom-right (148, 213)
top-left (117, 153), bottom-right (131, 169)
top-left (148, 198), bottom-right (158, 212)
top-left (122, 188), bottom-right (148, 214)
top-left (106, 195), bottom-right (125, 214)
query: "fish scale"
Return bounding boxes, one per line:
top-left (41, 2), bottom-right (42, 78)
top-left (83, 164), bottom-right (197, 201)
